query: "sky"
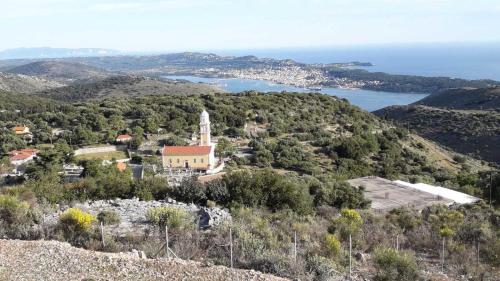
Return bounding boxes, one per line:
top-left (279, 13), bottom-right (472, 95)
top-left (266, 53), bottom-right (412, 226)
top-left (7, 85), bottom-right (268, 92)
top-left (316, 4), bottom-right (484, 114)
top-left (1, 0), bottom-right (500, 52)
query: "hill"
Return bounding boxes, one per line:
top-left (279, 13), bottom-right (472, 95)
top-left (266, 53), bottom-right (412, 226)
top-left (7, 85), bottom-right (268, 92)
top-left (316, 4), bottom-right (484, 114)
top-left (35, 75), bottom-right (220, 101)
top-left (375, 87), bottom-right (500, 163)
top-left (0, 72), bottom-right (63, 93)
top-left (414, 86), bottom-right (500, 109)
top-left (6, 61), bottom-right (112, 83)
top-left (2, 52), bottom-right (499, 94)
top-left (0, 239), bottom-right (286, 281)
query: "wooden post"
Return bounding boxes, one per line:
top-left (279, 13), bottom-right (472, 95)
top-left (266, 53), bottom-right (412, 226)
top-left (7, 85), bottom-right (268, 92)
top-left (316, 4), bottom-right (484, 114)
top-left (100, 222), bottom-right (105, 248)
top-left (349, 234), bottom-right (353, 280)
top-left (441, 237), bottom-right (445, 273)
top-left (293, 231), bottom-right (297, 263)
top-left (396, 234), bottom-right (399, 251)
top-left (477, 241), bottom-right (480, 265)
top-left (165, 225), bottom-right (169, 258)
top-left (229, 227), bottom-right (233, 268)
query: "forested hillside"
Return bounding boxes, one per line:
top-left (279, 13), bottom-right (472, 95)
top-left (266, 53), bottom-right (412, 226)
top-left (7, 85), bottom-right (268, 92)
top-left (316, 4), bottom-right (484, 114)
top-left (0, 91), bottom-right (498, 280)
top-left (34, 75), bottom-right (220, 101)
top-left (376, 87), bottom-right (500, 163)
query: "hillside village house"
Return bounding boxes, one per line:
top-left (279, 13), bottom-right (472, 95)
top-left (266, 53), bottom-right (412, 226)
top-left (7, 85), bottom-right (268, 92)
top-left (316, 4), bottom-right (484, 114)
top-left (162, 110), bottom-right (221, 174)
top-left (9, 148), bottom-right (38, 166)
top-left (116, 134), bottom-right (132, 143)
top-left (12, 125), bottom-right (30, 135)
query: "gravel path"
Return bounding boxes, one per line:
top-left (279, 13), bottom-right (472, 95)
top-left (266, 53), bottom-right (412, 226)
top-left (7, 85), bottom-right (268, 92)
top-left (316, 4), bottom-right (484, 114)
top-left (0, 239), bottom-right (287, 281)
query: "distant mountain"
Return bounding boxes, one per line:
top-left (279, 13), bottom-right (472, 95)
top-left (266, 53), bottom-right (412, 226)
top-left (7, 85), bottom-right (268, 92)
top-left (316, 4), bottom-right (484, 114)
top-left (0, 47), bottom-right (122, 60)
top-left (375, 87), bottom-right (500, 163)
top-left (414, 86), bottom-right (500, 110)
top-left (62, 52), bottom-right (298, 72)
top-left (0, 72), bottom-right (64, 93)
top-left (6, 61), bottom-right (112, 83)
top-left (35, 75), bottom-right (220, 101)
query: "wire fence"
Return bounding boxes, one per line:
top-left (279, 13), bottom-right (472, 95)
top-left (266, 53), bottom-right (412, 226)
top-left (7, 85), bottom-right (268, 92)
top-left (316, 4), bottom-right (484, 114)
top-left (98, 223), bottom-right (487, 280)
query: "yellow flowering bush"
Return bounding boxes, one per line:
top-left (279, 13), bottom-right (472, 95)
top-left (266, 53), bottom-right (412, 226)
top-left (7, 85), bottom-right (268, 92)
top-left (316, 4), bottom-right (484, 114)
top-left (59, 208), bottom-right (96, 231)
top-left (324, 233), bottom-right (341, 257)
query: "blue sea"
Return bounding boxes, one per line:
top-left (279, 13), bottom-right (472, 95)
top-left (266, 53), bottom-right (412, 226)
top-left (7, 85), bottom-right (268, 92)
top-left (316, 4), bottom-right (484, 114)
top-left (170, 43), bottom-right (500, 111)
top-left (216, 42), bottom-right (500, 81)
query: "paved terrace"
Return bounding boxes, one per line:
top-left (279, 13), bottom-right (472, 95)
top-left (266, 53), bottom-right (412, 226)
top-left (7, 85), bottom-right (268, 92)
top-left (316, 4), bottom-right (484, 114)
top-left (348, 176), bottom-right (454, 212)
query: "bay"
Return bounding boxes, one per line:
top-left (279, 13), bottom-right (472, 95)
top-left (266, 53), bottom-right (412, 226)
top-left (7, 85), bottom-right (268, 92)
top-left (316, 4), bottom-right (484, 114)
top-left (165, 75), bottom-right (428, 112)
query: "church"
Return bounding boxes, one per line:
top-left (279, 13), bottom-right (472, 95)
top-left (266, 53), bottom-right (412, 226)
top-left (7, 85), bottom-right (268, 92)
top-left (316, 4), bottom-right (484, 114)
top-left (162, 110), bottom-right (218, 173)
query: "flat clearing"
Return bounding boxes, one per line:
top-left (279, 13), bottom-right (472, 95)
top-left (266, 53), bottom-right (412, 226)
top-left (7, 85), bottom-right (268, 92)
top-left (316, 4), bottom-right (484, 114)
top-left (74, 150), bottom-right (128, 161)
top-left (348, 176), bottom-right (453, 212)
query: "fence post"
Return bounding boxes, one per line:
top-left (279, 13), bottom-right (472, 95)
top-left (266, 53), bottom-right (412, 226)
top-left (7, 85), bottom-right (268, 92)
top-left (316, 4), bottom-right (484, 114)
top-left (100, 222), bottom-right (105, 248)
top-left (441, 237), bottom-right (445, 273)
top-left (229, 227), bottom-right (233, 268)
top-left (165, 225), bottom-right (169, 259)
top-left (294, 231), bottom-right (297, 263)
top-left (349, 234), bottom-right (352, 280)
top-left (477, 240), bottom-right (480, 265)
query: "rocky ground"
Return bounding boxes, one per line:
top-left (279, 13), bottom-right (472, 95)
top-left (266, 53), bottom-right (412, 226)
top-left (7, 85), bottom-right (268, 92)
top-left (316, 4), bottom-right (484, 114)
top-left (43, 198), bottom-right (232, 236)
top-left (0, 239), bottom-right (287, 281)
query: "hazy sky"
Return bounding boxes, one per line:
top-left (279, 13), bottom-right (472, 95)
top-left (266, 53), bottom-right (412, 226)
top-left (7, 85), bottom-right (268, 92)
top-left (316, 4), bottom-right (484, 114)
top-left (1, 0), bottom-right (499, 51)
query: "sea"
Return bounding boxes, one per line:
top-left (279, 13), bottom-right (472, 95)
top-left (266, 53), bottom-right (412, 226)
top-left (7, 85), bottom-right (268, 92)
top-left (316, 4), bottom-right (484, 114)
top-left (169, 43), bottom-right (500, 112)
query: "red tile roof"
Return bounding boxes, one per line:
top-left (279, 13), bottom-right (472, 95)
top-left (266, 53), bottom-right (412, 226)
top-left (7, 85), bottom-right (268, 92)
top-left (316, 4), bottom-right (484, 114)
top-left (12, 126), bottom-right (29, 134)
top-left (9, 149), bottom-right (38, 161)
top-left (116, 162), bottom-right (127, 172)
top-left (116, 134), bottom-right (132, 140)
top-left (162, 146), bottom-right (212, 156)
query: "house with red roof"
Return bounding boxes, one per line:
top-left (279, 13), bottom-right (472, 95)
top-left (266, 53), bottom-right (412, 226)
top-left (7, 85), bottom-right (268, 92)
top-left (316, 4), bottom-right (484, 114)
top-left (162, 110), bottom-right (216, 172)
top-left (9, 148), bottom-right (38, 166)
top-left (11, 125), bottom-right (30, 135)
top-left (116, 134), bottom-right (132, 143)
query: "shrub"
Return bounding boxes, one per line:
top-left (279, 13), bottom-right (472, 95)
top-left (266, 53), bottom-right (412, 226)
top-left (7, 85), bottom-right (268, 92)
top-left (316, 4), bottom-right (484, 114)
top-left (0, 194), bottom-right (30, 225)
top-left (172, 178), bottom-right (206, 204)
top-left (206, 200), bottom-right (216, 208)
top-left (59, 208), bottom-right (96, 231)
top-left (146, 206), bottom-right (192, 229)
top-left (133, 177), bottom-right (170, 201)
top-left (97, 210), bottom-right (121, 225)
top-left (0, 195), bottom-right (39, 238)
top-left (334, 209), bottom-right (363, 240)
top-left (324, 234), bottom-right (341, 257)
top-left (373, 247), bottom-right (419, 281)
top-left (205, 179), bottom-right (229, 204)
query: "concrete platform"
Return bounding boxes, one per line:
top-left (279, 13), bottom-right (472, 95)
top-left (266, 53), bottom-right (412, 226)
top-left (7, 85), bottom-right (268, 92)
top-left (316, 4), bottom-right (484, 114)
top-left (348, 176), bottom-right (454, 212)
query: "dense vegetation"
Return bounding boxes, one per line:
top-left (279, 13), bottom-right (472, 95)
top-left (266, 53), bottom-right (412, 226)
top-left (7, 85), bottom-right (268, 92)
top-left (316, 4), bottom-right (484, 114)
top-left (0, 90), bottom-right (499, 280)
top-left (414, 87), bottom-right (500, 110)
top-left (375, 87), bottom-right (500, 164)
top-left (324, 68), bottom-right (500, 94)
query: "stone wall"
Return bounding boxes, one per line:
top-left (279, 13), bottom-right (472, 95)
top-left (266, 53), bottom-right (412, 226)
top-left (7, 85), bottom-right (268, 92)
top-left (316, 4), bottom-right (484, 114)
top-left (44, 198), bottom-right (231, 236)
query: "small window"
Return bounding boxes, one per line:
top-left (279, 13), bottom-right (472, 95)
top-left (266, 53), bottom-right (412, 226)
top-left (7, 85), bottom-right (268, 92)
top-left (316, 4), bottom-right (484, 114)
top-left (177, 159), bottom-right (180, 163)
top-left (169, 159), bottom-right (172, 163)
top-left (201, 158), bottom-right (204, 163)
top-left (194, 159), bottom-right (197, 163)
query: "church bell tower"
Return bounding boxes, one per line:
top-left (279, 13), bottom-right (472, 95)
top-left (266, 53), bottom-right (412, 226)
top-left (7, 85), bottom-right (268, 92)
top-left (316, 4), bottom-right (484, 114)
top-left (199, 110), bottom-right (211, 146)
